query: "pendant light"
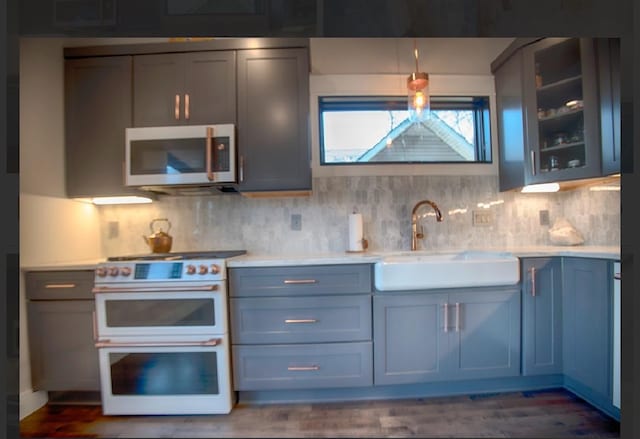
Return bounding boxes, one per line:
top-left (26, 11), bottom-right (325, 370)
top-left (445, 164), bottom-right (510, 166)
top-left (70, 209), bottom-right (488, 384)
top-left (407, 39), bottom-right (430, 122)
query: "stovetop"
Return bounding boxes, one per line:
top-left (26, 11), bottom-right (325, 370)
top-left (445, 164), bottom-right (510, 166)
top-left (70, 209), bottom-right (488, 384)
top-left (107, 250), bottom-right (246, 261)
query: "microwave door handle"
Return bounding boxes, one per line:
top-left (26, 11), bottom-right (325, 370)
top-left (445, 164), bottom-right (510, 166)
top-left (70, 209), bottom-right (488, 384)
top-left (206, 127), bottom-right (216, 182)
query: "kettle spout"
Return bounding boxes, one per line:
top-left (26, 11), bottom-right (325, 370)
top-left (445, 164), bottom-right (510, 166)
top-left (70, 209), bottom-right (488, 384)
top-left (142, 235), bottom-right (149, 245)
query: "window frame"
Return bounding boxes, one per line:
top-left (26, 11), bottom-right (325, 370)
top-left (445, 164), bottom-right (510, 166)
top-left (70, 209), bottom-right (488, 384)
top-left (309, 74), bottom-right (499, 177)
top-left (318, 95), bottom-right (492, 165)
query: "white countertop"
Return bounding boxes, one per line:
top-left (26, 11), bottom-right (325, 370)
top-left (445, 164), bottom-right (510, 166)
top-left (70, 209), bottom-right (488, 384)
top-left (227, 245), bottom-right (620, 267)
top-left (20, 246), bottom-right (620, 271)
top-left (21, 258), bottom-right (106, 271)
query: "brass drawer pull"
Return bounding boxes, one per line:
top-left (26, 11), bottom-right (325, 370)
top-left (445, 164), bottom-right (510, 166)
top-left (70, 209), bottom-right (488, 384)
top-left (285, 319), bottom-right (318, 324)
top-left (45, 283), bottom-right (76, 289)
top-left (287, 365), bottom-right (319, 371)
top-left (283, 279), bottom-right (317, 285)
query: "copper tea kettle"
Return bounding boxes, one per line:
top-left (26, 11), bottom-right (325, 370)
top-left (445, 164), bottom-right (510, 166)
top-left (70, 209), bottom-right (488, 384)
top-left (143, 218), bottom-right (173, 253)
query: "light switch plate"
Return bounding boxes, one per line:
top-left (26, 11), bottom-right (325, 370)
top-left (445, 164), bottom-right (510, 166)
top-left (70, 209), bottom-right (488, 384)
top-left (539, 210), bottom-right (550, 226)
top-left (472, 210), bottom-right (493, 226)
top-left (290, 214), bottom-right (302, 231)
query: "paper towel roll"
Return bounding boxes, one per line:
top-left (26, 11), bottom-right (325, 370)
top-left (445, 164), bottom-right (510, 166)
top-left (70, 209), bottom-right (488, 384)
top-left (348, 213), bottom-right (364, 252)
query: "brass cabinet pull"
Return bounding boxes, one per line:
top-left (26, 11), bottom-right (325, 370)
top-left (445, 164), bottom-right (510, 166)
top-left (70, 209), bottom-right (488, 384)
top-left (455, 302), bottom-right (461, 332)
top-left (45, 283), bottom-right (76, 289)
top-left (530, 150), bottom-right (536, 176)
top-left (175, 94), bottom-right (180, 120)
top-left (184, 93), bottom-right (190, 120)
top-left (206, 127), bottom-right (216, 181)
top-left (285, 319), bottom-right (318, 324)
top-left (287, 365), bottom-right (319, 371)
top-left (529, 267), bottom-right (536, 297)
top-left (283, 279), bottom-right (317, 285)
top-left (95, 338), bottom-right (221, 348)
top-left (443, 303), bottom-right (449, 333)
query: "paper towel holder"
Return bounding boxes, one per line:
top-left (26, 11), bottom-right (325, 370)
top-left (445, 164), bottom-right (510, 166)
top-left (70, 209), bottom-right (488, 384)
top-left (346, 238), bottom-right (369, 253)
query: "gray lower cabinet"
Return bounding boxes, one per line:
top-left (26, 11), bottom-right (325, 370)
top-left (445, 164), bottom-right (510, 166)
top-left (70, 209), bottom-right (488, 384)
top-left (521, 258), bottom-right (563, 376)
top-left (374, 286), bottom-right (521, 386)
top-left (64, 55), bottom-right (141, 198)
top-left (26, 270), bottom-right (100, 391)
top-left (236, 48), bottom-right (311, 194)
top-left (229, 264), bottom-right (373, 391)
top-left (562, 257), bottom-right (612, 402)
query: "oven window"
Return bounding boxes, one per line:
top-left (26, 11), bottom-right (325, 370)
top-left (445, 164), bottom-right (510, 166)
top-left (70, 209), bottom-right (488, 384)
top-left (105, 299), bottom-right (215, 327)
top-left (109, 351), bottom-right (219, 395)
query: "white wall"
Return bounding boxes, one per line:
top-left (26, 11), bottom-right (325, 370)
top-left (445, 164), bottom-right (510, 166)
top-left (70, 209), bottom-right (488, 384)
top-left (310, 38), bottom-right (514, 75)
top-left (19, 38), bottom-right (104, 419)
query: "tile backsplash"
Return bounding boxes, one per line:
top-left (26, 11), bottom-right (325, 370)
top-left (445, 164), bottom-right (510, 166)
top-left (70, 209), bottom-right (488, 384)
top-left (98, 175), bottom-right (620, 256)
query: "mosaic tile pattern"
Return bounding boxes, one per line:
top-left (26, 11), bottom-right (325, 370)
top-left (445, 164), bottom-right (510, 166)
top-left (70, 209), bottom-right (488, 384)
top-left (98, 175), bottom-right (620, 257)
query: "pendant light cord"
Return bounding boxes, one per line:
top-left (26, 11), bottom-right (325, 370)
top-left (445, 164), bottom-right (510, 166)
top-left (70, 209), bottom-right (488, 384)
top-left (414, 39), bottom-right (419, 72)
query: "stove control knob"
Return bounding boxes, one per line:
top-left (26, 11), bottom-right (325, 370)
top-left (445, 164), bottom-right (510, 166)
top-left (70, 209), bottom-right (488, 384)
top-left (210, 264), bottom-right (220, 274)
top-left (198, 265), bottom-right (208, 275)
top-left (109, 266), bottom-right (119, 277)
top-left (96, 267), bottom-right (108, 277)
top-left (120, 267), bottom-right (132, 277)
top-left (186, 264), bottom-right (197, 275)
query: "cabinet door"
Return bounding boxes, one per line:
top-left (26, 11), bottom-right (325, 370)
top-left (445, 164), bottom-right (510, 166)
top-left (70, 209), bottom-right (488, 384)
top-left (521, 258), bottom-right (563, 375)
top-left (133, 53), bottom-right (185, 127)
top-left (495, 49), bottom-right (526, 192)
top-left (27, 300), bottom-right (100, 391)
top-left (373, 293), bottom-right (449, 385)
top-left (65, 56), bottom-right (139, 197)
top-left (448, 288), bottom-right (521, 380)
top-left (562, 257), bottom-right (611, 400)
top-left (596, 38), bottom-right (621, 176)
top-left (237, 48), bottom-right (311, 193)
top-left (523, 38), bottom-right (601, 184)
top-left (183, 51), bottom-right (236, 125)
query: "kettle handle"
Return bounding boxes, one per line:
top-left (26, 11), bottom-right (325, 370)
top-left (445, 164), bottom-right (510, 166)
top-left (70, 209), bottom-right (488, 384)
top-left (150, 218), bottom-right (171, 233)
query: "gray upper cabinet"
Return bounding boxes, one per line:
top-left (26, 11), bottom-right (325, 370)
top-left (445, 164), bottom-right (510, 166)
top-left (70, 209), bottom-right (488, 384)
top-left (562, 257), bottom-right (611, 402)
top-left (65, 55), bottom-right (141, 198)
top-left (596, 38), bottom-right (621, 176)
top-left (522, 38), bottom-right (601, 184)
top-left (493, 38), bottom-right (619, 191)
top-left (374, 286), bottom-right (520, 386)
top-left (133, 51), bottom-right (236, 127)
top-left (236, 48), bottom-right (311, 194)
top-left (495, 48), bottom-right (526, 192)
top-left (521, 258), bottom-right (563, 376)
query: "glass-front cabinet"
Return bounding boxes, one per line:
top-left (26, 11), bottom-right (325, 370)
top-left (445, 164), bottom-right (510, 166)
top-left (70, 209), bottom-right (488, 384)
top-left (522, 38), bottom-right (601, 184)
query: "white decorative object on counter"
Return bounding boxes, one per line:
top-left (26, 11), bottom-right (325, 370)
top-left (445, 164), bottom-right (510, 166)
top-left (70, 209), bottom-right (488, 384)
top-left (548, 218), bottom-right (584, 246)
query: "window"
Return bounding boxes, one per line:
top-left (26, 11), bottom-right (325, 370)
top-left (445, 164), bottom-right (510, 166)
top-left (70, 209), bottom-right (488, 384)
top-left (319, 96), bottom-right (491, 165)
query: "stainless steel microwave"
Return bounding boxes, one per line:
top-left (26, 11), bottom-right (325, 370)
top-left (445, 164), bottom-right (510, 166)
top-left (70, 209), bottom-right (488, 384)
top-left (125, 124), bottom-right (236, 188)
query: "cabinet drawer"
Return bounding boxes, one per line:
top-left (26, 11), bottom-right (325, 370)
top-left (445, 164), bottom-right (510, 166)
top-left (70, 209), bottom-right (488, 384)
top-left (232, 342), bottom-right (373, 390)
top-left (231, 295), bottom-right (371, 344)
top-left (26, 270), bottom-right (95, 300)
top-left (229, 264), bottom-right (372, 297)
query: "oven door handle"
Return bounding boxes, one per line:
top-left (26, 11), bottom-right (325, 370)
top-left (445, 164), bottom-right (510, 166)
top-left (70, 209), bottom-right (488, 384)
top-left (92, 285), bottom-right (219, 294)
top-left (95, 338), bottom-right (221, 348)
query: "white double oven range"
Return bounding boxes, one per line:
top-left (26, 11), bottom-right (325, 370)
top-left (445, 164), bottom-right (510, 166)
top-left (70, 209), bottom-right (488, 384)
top-left (92, 250), bottom-right (245, 415)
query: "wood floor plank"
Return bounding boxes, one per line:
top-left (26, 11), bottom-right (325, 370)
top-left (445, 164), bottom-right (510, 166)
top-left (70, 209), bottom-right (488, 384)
top-left (19, 389), bottom-right (619, 438)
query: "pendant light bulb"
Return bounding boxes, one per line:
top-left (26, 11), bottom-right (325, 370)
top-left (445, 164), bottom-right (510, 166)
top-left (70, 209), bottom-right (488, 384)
top-left (407, 40), bottom-right (430, 122)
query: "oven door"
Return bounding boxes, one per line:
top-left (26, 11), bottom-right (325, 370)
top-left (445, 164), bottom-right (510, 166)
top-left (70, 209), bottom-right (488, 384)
top-left (97, 336), bottom-right (232, 415)
top-left (126, 124), bottom-right (236, 186)
top-left (94, 286), bottom-right (227, 338)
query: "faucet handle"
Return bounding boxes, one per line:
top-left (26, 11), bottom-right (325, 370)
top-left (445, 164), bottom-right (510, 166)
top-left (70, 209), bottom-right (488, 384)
top-left (416, 225), bottom-right (425, 240)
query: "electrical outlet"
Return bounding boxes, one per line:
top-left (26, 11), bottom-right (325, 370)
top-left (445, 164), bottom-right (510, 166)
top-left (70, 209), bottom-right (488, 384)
top-left (107, 221), bottom-right (119, 238)
top-left (472, 210), bottom-right (493, 226)
top-left (539, 210), bottom-right (550, 226)
top-left (290, 214), bottom-right (302, 231)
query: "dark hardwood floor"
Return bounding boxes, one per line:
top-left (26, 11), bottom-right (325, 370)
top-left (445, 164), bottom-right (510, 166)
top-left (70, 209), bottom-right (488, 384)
top-left (20, 388), bottom-right (620, 438)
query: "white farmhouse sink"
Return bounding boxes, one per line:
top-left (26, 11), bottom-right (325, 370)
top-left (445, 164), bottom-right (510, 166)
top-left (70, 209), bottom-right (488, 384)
top-left (374, 250), bottom-right (520, 291)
